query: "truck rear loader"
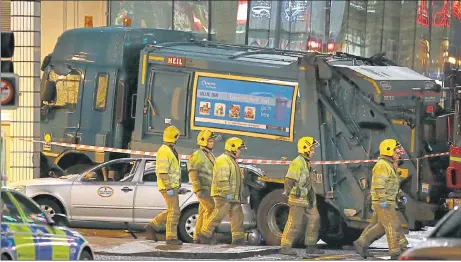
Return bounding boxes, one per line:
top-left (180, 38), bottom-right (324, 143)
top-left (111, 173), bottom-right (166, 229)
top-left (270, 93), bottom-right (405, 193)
top-left (39, 27), bottom-right (457, 246)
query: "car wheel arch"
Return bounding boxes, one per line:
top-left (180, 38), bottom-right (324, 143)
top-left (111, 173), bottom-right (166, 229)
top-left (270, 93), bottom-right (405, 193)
top-left (32, 194), bottom-right (68, 216)
top-left (77, 243), bottom-right (94, 260)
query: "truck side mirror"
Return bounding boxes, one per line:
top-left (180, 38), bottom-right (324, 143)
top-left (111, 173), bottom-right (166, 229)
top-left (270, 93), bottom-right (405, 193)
top-left (40, 80), bottom-right (56, 102)
top-left (317, 60), bottom-right (332, 80)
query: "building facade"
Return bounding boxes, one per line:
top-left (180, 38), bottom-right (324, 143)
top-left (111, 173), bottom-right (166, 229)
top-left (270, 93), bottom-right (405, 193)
top-left (109, 0), bottom-right (461, 81)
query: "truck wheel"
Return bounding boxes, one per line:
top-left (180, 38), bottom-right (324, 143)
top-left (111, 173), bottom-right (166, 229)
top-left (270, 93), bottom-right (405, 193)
top-left (256, 189), bottom-right (303, 246)
top-left (178, 207), bottom-right (198, 243)
top-left (318, 199), bottom-right (361, 247)
top-left (65, 164), bottom-right (93, 175)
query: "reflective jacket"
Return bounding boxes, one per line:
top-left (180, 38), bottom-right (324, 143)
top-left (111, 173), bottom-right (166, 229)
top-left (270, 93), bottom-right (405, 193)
top-left (285, 155), bottom-right (315, 207)
top-left (188, 147), bottom-right (215, 193)
top-left (211, 152), bottom-right (243, 202)
top-left (371, 157), bottom-right (400, 205)
top-left (156, 144), bottom-right (181, 190)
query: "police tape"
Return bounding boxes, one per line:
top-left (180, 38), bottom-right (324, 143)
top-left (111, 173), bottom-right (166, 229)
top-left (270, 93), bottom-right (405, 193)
top-left (13, 137), bottom-right (449, 165)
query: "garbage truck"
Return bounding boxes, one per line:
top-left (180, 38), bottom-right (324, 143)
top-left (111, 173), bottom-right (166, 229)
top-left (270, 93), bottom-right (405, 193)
top-left (40, 26), bottom-right (455, 246)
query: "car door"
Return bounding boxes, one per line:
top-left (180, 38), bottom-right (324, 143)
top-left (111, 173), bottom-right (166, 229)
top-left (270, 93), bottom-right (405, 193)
top-left (70, 159), bottom-right (139, 222)
top-left (8, 190), bottom-right (76, 260)
top-left (1, 190), bottom-right (37, 260)
top-left (133, 160), bottom-right (194, 223)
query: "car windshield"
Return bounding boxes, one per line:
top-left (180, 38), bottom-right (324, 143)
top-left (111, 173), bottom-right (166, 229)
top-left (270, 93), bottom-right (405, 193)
top-left (431, 206), bottom-right (461, 239)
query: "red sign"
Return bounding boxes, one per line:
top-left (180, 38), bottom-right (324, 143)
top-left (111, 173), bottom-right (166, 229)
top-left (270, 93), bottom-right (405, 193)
top-left (0, 79), bottom-right (14, 105)
top-left (166, 56), bottom-right (185, 67)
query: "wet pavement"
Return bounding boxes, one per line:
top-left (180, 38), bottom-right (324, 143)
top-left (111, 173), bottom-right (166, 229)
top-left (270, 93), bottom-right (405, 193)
top-left (83, 227), bottom-right (434, 260)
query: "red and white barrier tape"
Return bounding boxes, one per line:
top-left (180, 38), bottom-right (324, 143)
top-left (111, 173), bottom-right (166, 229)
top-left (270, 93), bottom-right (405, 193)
top-left (13, 138), bottom-right (449, 166)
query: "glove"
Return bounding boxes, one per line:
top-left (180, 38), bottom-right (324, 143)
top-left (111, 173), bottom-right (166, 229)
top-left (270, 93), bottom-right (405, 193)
top-left (401, 196), bottom-right (408, 204)
top-left (178, 188), bottom-right (190, 195)
top-left (226, 194), bottom-right (233, 201)
top-left (167, 189), bottom-right (174, 196)
top-left (380, 201), bottom-right (388, 208)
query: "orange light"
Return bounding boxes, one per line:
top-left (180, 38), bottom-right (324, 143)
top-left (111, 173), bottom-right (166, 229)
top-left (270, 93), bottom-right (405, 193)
top-left (84, 16), bottom-right (93, 28)
top-left (426, 105), bottom-right (434, 113)
top-left (123, 17), bottom-right (132, 27)
top-left (327, 42), bottom-right (335, 51)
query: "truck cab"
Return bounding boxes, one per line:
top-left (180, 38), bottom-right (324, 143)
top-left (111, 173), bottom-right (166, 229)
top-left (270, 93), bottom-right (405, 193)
top-left (39, 27), bottom-right (195, 175)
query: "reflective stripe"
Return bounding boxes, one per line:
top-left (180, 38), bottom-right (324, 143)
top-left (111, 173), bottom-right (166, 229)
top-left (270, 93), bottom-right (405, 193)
top-left (8, 224), bottom-right (36, 260)
top-left (52, 228), bottom-right (70, 260)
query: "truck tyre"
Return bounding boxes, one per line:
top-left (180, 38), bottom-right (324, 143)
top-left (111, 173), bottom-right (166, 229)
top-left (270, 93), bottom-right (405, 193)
top-left (78, 249), bottom-right (94, 260)
top-left (178, 207), bottom-right (198, 243)
top-left (318, 199), bottom-right (361, 247)
top-left (256, 189), bottom-right (303, 246)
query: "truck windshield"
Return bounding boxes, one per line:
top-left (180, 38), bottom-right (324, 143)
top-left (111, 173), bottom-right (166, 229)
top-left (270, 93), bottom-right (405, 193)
top-left (44, 70), bottom-right (81, 111)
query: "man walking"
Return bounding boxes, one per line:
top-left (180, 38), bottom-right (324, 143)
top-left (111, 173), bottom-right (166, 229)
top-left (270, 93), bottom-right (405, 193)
top-left (280, 136), bottom-right (324, 256)
top-left (354, 139), bottom-right (408, 259)
top-left (189, 129), bottom-right (217, 243)
top-left (199, 137), bottom-right (247, 246)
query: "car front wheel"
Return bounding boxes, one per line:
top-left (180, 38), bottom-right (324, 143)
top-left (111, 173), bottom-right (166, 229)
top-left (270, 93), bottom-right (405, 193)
top-left (79, 249), bottom-right (93, 260)
top-left (178, 207), bottom-right (199, 243)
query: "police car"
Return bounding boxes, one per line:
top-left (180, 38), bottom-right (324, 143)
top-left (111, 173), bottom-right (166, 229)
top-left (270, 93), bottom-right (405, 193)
top-left (1, 187), bottom-right (94, 260)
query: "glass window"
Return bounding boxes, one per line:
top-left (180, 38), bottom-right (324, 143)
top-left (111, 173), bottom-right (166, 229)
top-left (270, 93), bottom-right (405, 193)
top-left (94, 73), bottom-right (109, 111)
top-left (210, 0), bottom-right (245, 44)
top-left (248, 0), bottom-right (275, 48)
top-left (143, 160), bottom-right (157, 182)
top-left (414, 0), bottom-right (430, 73)
top-left (365, 1), bottom-right (384, 57)
top-left (344, 0), bottom-right (367, 56)
top-left (147, 71), bottom-right (190, 135)
top-left (1, 191), bottom-right (24, 224)
top-left (382, 1), bottom-right (401, 62)
top-left (308, 0), bottom-right (325, 52)
top-left (279, 0), bottom-right (310, 51)
top-left (429, 0), bottom-right (450, 77)
top-left (329, 0), bottom-right (347, 53)
top-left (46, 70), bottom-right (81, 112)
top-left (9, 191), bottom-right (48, 225)
top-left (110, 1), bottom-right (173, 29)
top-left (174, 0), bottom-right (209, 40)
top-left (83, 160), bottom-right (139, 182)
top-left (397, 0), bottom-right (418, 68)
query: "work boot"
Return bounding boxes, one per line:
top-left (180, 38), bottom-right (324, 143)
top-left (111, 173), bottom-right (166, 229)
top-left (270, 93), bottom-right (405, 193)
top-left (353, 240), bottom-right (368, 259)
top-left (390, 254), bottom-right (401, 260)
top-left (280, 247), bottom-right (297, 256)
top-left (166, 239), bottom-right (183, 245)
top-left (231, 238), bottom-right (246, 246)
top-left (305, 245), bottom-right (325, 255)
top-left (193, 239), bottom-right (201, 244)
top-left (144, 224), bottom-right (158, 241)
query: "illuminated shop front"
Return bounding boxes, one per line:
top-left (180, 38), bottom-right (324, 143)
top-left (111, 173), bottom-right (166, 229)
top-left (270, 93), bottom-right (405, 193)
top-left (108, 0), bottom-right (461, 80)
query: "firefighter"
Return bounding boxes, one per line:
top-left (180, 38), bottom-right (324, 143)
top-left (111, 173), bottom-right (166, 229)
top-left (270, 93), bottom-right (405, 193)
top-left (353, 138), bottom-right (408, 259)
top-left (280, 137), bottom-right (324, 256)
top-left (199, 137), bottom-right (247, 245)
top-left (144, 125), bottom-right (187, 245)
top-left (188, 129), bottom-right (217, 244)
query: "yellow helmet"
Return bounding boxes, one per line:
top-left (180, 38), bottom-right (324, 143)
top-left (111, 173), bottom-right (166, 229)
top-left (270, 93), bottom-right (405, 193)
top-left (163, 125), bottom-right (180, 143)
top-left (297, 136), bottom-right (319, 154)
top-left (379, 139), bottom-right (403, 156)
top-left (224, 137), bottom-right (247, 152)
top-left (197, 129), bottom-right (217, 147)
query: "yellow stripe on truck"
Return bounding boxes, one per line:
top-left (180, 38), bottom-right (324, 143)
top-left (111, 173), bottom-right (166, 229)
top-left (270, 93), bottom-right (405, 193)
top-left (52, 228), bottom-right (71, 260)
top-left (8, 224), bottom-right (36, 260)
top-left (450, 156), bottom-right (461, 163)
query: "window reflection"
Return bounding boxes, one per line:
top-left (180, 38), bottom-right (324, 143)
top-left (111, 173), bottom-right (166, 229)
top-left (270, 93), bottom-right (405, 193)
top-left (174, 0), bottom-right (209, 40)
top-left (107, 0), bottom-right (459, 78)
